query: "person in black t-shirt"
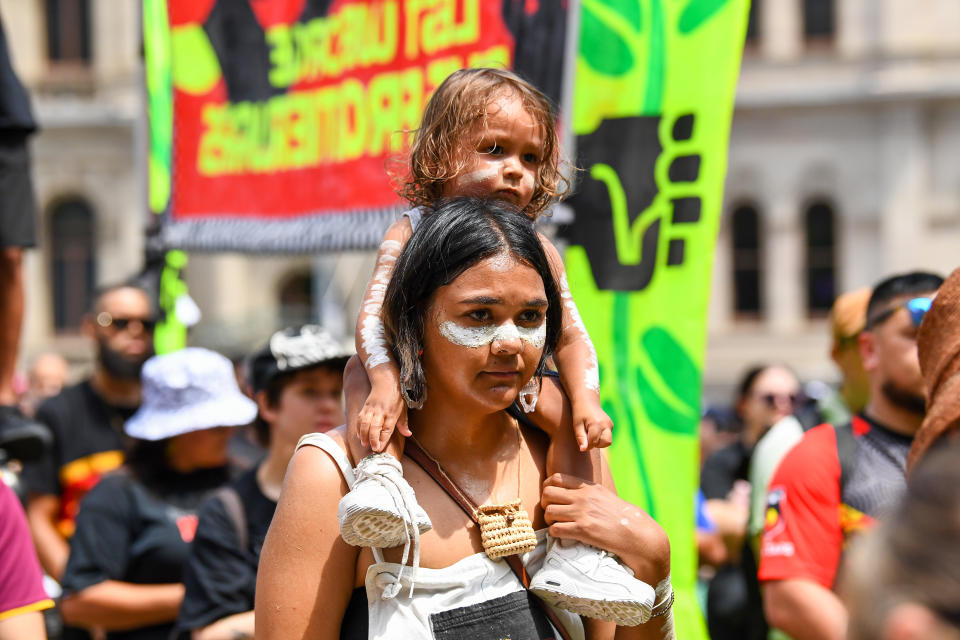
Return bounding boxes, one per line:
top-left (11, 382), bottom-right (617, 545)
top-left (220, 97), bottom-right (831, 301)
top-left (175, 325), bottom-right (350, 639)
top-left (59, 348), bottom-right (257, 640)
top-left (21, 285), bottom-right (154, 585)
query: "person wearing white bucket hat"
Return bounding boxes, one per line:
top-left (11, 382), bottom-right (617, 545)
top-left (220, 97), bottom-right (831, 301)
top-left (58, 348), bottom-right (256, 640)
top-left (175, 326), bottom-right (351, 639)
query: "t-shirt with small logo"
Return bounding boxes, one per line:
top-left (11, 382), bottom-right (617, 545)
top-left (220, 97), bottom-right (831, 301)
top-left (61, 465), bottom-right (231, 640)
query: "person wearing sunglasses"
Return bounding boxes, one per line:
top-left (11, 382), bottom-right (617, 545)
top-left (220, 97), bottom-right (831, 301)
top-left (759, 271), bottom-right (944, 640)
top-left (700, 364), bottom-right (801, 640)
top-left (21, 283), bottom-right (155, 591)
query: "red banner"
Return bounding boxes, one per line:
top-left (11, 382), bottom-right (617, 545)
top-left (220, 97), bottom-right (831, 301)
top-left (150, 0), bottom-right (568, 251)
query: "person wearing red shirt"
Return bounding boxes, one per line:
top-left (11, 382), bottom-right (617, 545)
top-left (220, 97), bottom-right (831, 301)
top-left (758, 271), bottom-right (944, 640)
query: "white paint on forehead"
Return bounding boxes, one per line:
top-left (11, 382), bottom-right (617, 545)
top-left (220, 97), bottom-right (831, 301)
top-left (485, 251), bottom-right (516, 273)
top-left (439, 321), bottom-right (546, 349)
top-left (361, 315), bottom-right (390, 369)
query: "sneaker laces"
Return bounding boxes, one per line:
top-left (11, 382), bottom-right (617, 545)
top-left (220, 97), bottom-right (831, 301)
top-left (354, 456), bottom-right (422, 599)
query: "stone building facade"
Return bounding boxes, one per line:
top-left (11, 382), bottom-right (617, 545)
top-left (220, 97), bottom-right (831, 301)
top-left (4, 0), bottom-right (960, 400)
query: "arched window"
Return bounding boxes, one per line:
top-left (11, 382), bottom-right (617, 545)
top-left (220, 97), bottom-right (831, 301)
top-left (731, 204), bottom-right (762, 317)
top-left (45, 0), bottom-right (92, 64)
top-left (803, 0), bottom-right (834, 41)
top-left (746, 0), bottom-right (760, 44)
top-left (805, 201), bottom-right (836, 315)
top-left (278, 271), bottom-right (314, 327)
top-left (49, 198), bottom-right (95, 332)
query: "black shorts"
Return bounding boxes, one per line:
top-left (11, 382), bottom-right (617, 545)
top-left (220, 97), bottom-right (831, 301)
top-left (0, 132), bottom-right (38, 248)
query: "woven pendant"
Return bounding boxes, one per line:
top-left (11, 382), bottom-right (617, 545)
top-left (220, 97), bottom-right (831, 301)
top-left (476, 498), bottom-right (538, 559)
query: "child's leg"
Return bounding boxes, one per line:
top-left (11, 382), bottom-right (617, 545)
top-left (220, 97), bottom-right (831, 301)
top-left (529, 375), bottom-right (656, 625)
top-left (339, 357), bottom-right (425, 548)
top-left (532, 375), bottom-right (600, 484)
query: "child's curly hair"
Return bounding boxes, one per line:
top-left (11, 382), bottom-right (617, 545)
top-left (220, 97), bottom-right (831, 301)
top-left (394, 68), bottom-right (571, 219)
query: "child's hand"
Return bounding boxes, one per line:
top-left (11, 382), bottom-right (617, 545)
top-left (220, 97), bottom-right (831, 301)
top-left (572, 398), bottom-right (613, 451)
top-left (358, 382), bottom-right (411, 452)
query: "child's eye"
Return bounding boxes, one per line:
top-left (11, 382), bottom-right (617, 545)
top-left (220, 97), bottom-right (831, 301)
top-left (522, 152), bottom-right (540, 164)
top-left (518, 310), bottom-right (544, 324)
top-left (484, 144), bottom-right (504, 155)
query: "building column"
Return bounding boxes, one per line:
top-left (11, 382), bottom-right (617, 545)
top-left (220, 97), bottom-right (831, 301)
top-left (761, 0), bottom-right (802, 61)
top-left (765, 195), bottom-right (803, 333)
top-left (879, 105), bottom-right (927, 274)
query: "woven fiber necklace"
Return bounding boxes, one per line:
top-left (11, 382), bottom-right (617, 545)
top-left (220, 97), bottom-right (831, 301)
top-left (412, 419), bottom-right (538, 559)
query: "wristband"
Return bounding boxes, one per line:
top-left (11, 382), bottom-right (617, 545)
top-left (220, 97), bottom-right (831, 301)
top-left (650, 588), bottom-right (675, 618)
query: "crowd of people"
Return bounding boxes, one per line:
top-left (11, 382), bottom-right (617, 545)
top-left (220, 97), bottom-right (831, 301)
top-left (696, 269), bottom-right (960, 640)
top-left (3, 10), bottom-right (960, 637)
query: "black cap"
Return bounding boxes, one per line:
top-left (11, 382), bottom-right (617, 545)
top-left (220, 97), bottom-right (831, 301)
top-left (249, 325), bottom-right (353, 393)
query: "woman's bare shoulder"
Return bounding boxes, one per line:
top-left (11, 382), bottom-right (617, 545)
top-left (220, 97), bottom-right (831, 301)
top-left (285, 428), bottom-right (352, 498)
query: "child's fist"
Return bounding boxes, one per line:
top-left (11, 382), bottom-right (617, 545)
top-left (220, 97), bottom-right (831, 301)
top-left (357, 384), bottom-right (410, 452)
top-left (573, 403), bottom-right (613, 451)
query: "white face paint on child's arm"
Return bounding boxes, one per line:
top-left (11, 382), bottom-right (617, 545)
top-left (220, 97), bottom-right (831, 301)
top-left (359, 239), bottom-right (404, 369)
top-left (438, 321), bottom-right (546, 349)
top-left (558, 275), bottom-right (600, 392)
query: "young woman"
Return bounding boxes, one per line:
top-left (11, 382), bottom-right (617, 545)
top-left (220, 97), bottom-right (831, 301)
top-left (175, 325), bottom-right (350, 639)
top-left (256, 198), bottom-right (674, 639)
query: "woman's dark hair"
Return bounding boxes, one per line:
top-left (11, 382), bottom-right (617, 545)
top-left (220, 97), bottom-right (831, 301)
top-left (382, 197), bottom-right (562, 407)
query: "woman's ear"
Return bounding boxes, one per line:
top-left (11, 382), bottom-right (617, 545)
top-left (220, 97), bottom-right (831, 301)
top-left (256, 390), bottom-right (278, 425)
top-left (858, 330), bottom-right (880, 373)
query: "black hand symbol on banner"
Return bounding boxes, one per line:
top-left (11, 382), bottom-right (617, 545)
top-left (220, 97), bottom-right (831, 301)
top-left (562, 114), bottom-right (701, 292)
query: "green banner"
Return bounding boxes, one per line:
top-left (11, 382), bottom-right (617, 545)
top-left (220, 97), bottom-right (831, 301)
top-left (564, 1), bottom-right (749, 637)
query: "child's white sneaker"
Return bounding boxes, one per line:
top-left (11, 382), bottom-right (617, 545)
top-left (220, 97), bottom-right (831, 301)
top-left (529, 537), bottom-right (656, 626)
top-left (338, 453), bottom-right (432, 548)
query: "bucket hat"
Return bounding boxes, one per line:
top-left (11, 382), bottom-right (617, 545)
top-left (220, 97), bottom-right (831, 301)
top-left (249, 325), bottom-right (353, 393)
top-left (125, 348), bottom-right (257, 441)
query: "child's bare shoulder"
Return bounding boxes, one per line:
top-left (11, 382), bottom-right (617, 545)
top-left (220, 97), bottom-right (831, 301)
top-left (381, 216), bottom-right (414, 248)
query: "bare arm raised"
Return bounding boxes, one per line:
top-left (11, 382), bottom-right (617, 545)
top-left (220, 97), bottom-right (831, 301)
top-left (353, 218), bottom-right (413, 453)
top-left (538, 235), bottom-right (613, 451)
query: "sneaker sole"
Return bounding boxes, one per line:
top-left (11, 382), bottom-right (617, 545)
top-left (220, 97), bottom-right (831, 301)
top-left (340, 510), bottom-right (408, 548)
top-left (530, 585), bottom-right (652, 626)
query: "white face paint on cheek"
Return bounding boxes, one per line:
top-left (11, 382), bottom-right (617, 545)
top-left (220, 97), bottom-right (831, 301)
top-left (438, 321), bottom-right (546, 349)
top-left (457, 166), bottom-right (498, 190)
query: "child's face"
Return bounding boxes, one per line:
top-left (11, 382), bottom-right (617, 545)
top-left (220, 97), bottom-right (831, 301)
top-left (444, 92), bottom-right (543, 212)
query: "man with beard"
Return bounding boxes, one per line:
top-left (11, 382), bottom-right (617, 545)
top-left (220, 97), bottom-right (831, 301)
top-left (22, 284), bottom-right (153, 583)
top-left (758, 271), bottom-right (944, 640)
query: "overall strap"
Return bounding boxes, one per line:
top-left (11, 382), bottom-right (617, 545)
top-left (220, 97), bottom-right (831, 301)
top-left (405, 438), bottom-right (574, 640)
top-left (296, 432), bottom-right (357, 489)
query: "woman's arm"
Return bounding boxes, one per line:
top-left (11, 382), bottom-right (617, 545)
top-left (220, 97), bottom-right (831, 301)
top-left (255, 444), bottom-right (360, 639)
top-left (60, 581), bottom-right (184, 631)
top-left (354, 219), bottom-right (413, 451)
top-left (541, 470), bottom-right (674, 640)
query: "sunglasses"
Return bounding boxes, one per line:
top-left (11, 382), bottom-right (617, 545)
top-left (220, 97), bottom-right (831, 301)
top-left (865, 297), bottom-right (933, 330)
top-left (96, 312), bottom-right (157, 333)
top-left (756, 392), bottom-right (799, 409)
